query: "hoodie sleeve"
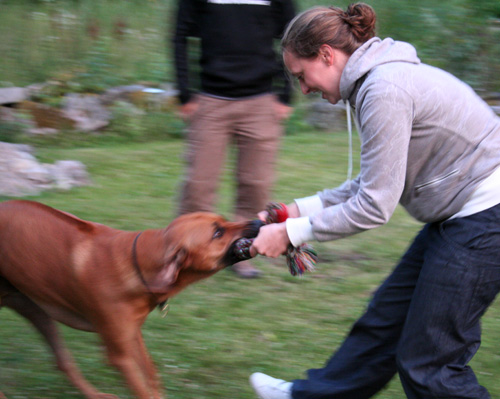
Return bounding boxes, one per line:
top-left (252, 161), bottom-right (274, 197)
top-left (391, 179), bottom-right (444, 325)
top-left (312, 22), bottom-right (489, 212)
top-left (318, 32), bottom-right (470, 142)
top-left (289, 81), bottom-right (414, 244)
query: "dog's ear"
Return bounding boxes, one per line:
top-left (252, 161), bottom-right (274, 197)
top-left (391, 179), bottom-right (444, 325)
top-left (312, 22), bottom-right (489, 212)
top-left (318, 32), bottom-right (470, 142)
top-left (149, 248), bottom-right (188, 292)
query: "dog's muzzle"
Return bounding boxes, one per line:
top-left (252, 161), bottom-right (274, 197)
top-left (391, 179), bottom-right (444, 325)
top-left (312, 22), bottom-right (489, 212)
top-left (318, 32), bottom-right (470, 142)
top-left (223, 219), bottom-right (264, 266)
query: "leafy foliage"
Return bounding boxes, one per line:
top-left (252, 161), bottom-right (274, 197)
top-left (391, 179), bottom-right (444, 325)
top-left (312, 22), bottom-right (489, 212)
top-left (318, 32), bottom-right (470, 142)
top-left (372, 0), bottom-right (500, 91)
top-left (1, 0), bottom-right (499, 93)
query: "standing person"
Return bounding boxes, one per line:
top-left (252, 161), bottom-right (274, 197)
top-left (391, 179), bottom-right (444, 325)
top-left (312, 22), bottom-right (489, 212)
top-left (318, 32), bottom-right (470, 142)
top-left (172, 0), bottom-right (296, 278)
top-left (249, 3), bottom-right (500, 399)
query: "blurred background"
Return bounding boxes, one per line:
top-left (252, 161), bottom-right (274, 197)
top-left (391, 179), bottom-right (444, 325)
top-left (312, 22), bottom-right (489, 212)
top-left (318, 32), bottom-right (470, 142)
top-left (2, 0), bottom-right (500, 92)
top-left (1, 1), bottom-right (500, 399)
top-left (1, 0), bottom-right (499, 145)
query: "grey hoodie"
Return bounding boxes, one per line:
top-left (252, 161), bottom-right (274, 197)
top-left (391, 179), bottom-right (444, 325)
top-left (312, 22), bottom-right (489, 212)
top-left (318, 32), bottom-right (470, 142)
top-left (297, 37), bottom-right (500, 242)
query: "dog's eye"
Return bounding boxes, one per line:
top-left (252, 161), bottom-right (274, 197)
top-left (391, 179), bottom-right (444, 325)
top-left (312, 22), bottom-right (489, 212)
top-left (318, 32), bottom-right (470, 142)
top-left (213, 227), bottom-right (225, 239)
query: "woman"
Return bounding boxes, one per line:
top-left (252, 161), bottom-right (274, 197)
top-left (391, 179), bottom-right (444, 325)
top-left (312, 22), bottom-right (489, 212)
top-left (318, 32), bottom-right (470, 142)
top-left (249, 3), bottom-right (500, 399)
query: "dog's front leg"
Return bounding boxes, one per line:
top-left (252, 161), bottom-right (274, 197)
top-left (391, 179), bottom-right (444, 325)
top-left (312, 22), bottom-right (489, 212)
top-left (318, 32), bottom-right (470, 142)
top-left (100, 325), bottom-right (164, 399)
top-left (133, 333), bottom-right (163, 399)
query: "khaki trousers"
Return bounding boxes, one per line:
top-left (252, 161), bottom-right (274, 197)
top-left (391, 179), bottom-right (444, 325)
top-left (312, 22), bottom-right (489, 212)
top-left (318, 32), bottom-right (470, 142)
top-left (178, 93), bottom-right (283, 220)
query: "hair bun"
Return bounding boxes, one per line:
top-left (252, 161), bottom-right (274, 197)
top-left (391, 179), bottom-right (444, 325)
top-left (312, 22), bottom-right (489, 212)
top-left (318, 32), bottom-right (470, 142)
top-left (282, 3), bottom-right (377, 57)
top-left (343, 3), bottom-right (376, 42)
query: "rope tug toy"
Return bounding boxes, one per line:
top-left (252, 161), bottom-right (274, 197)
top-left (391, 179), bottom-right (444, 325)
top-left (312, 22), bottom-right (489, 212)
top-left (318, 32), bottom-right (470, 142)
top-left (233, 202), bottom-right (318, 276)
top-left (266, 202), bottom-right (318, 276)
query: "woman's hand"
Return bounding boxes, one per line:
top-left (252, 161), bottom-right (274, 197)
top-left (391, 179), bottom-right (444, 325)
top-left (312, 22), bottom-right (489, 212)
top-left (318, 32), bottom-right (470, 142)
top-left (285, 202), bottom-right (300, 218)
top-left (251, 202), bottom-right (300, 257)
top-left (256, 202), bottom-right (300, 223)
top-left (250, 222), bottom-right (290, 258)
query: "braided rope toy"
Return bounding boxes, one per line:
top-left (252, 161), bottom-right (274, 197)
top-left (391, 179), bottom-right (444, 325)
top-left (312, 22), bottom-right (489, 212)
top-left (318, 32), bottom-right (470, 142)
top-left (233, 202), bottom-right (318, 276)
top-left (234, 237), bottom-right (254, 260)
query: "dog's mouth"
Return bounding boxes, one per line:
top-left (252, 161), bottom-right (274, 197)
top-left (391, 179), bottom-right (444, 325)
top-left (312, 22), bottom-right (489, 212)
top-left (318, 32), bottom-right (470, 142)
top-left (223, 219), bottom-right (264, 266)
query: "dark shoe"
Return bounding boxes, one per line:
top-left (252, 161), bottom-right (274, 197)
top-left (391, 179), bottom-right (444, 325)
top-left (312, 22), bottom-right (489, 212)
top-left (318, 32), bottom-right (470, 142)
top-left (231, 261), bottom-right (262, 278)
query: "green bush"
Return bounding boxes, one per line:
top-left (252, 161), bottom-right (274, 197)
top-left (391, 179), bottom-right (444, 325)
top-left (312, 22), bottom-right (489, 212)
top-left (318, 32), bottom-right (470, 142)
top-left (0, 0), bottom-right (499, 148)
top-left (0, 0), bottom-right (173, 89)
top-left (0, 120), bottom-right (24, 143)
top-left (373, 0), bottom-right (500, 91)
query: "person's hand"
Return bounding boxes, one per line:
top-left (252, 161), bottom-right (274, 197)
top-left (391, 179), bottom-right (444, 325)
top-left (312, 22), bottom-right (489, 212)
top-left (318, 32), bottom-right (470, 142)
top-left (256, 202), bottom-right (300, 223)
top-left (285, 202), bottom-right (300, 218)
top-left (274, 101), bottom-right (293, 121)
top-left (250, 222), bottom-right (290, 258)
top-left (251, 202), bottom-right (300, 257)
top-left (178, 99), bottom-right (199, 122)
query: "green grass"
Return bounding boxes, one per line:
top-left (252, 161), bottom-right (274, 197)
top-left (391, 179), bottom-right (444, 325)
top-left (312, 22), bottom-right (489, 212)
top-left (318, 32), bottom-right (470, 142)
top-left (1, 0), bottom-right (500, 397)
top-left (1, 131), bottom-right (500, 398)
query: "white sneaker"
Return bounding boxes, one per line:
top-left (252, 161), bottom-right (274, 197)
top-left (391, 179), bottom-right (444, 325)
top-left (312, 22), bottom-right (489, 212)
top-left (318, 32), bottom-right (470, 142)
top-left (250, 372), bottom-right (292, 399)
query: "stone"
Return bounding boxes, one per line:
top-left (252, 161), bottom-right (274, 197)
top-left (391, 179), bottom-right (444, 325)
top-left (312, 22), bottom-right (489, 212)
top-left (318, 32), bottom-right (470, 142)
top-left (0, 87), bottom-right (28, 105)
top-left (100, 85), bottom-right (147, 105)
top-left (306, 100), bottom-right (347, 131)
top-left (62, 93), bottom-right (111, 131)
top-left (50, 160), bottom-right (91, 190)
top-left (100, 84), bottom-right (178, 111)
top-left (0, 142), bottom-right (91, 197)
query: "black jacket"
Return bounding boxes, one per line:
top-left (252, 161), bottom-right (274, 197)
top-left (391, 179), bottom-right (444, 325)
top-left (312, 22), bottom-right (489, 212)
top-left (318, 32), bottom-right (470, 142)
top-left (173, 0), bottom-right (296, 104)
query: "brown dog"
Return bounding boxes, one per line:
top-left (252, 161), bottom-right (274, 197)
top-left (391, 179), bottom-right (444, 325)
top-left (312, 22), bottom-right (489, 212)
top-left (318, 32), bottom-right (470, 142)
top-left (0, 200), bottom-right (261, 399)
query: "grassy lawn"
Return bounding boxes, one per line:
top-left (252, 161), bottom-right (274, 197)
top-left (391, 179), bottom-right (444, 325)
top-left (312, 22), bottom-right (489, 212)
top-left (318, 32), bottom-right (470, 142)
top-left (1, 0), bottom-right (500, 397)
top-left (1, 131), bottom-right (500, 398)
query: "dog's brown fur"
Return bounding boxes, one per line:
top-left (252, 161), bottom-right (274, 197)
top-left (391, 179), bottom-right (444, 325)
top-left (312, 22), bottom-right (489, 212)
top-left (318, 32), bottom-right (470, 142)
top-left (0, 200), bottom-right (259, 399)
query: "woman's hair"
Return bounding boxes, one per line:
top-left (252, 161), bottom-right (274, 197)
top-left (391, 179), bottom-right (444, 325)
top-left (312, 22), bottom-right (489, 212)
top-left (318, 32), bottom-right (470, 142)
top-left (281, 3), bottom-right (377, 58)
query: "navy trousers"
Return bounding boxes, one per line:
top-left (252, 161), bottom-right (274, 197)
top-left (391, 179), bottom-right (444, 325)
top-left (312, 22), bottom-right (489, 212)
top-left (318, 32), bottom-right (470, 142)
top-left (292, 203), bottom-right (500, 399)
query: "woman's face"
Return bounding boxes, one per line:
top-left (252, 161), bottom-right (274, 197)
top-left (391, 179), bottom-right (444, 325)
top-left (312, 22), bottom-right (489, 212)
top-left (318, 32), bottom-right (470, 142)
top-left (283, 45), bottom-right (346, 104)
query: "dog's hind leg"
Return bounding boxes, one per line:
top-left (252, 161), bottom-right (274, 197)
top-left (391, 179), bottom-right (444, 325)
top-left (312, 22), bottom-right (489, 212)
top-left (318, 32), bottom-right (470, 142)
top-left (0, 285), bottom-right (117, 399)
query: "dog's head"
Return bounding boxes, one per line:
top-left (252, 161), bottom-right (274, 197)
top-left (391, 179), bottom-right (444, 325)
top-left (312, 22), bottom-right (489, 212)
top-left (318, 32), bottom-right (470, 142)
top-left (151, 213), bottom-right (262, 291)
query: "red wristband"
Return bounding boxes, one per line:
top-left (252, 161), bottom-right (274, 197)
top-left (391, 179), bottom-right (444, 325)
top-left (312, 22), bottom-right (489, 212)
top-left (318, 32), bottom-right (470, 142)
top-left (266, 202), bottom-right (289, 224)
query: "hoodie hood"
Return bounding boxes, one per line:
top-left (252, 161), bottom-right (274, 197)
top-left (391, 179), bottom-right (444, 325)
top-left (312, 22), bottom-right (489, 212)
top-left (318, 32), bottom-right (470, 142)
top-left (340, 37), bottom-right (420, 104)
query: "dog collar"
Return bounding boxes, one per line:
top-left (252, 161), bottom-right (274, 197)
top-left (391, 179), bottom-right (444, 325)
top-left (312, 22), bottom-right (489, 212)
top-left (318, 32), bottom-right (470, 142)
top-left (132, 232), bottom-right (169, 315)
